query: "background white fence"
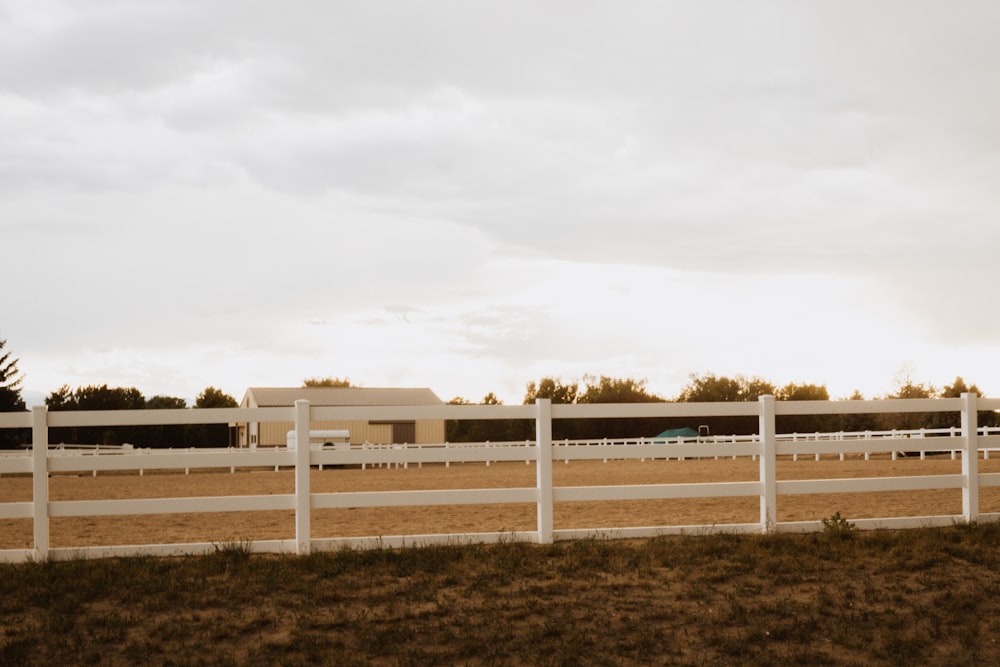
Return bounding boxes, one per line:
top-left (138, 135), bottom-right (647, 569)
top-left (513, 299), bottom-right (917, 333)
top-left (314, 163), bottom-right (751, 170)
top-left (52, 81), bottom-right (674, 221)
top-left (2, 394), bottom-right (999, 562)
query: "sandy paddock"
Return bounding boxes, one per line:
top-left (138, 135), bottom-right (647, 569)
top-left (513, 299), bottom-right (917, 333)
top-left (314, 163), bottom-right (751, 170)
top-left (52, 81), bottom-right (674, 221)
top-left (4, 454), bottom-right (1000, 549)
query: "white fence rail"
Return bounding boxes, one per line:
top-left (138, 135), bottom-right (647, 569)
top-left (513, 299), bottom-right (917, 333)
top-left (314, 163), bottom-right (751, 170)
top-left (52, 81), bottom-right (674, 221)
top-left (1, 394), bottom-right (999, 562)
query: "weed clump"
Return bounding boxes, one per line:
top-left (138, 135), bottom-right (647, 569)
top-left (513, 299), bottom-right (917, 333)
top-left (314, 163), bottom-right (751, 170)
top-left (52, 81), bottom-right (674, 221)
top-left (822, 512), bottom-right (857, 540)
top-left (210, 538), bottom-right (253, 571)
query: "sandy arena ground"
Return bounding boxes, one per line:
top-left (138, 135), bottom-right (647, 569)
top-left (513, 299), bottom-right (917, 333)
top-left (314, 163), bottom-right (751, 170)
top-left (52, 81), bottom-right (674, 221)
top-left (4, 454), bottom-right (1000, 549)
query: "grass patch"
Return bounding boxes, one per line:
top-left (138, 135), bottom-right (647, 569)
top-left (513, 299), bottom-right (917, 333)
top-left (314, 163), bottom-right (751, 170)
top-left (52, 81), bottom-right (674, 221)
top-left (3, 525), bottom-right (1000, 665)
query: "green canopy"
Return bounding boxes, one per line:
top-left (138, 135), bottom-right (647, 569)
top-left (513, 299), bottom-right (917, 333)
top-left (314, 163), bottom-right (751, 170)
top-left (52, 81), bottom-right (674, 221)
top-left (654, 427), bottom-right (699, 439)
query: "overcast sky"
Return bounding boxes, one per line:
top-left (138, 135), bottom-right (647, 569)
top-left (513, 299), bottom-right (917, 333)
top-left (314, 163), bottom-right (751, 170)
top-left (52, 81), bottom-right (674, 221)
top-left (4, 1), bottom-right (1000, 406)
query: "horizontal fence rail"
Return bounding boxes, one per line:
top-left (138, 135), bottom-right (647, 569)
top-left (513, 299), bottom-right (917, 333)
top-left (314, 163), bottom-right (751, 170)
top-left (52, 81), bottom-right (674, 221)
top-left (1, 394), bottom-right (999, 562)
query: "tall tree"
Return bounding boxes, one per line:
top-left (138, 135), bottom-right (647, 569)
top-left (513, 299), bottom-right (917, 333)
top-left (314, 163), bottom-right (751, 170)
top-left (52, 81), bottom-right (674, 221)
top-left (0, 336), bottom-right (25, 412)
top-left (445, 396), bottom-right (473, 442)
top-left (46, 384), bottom-right (147, 445)
top-left (191, 387), bottom-right (239, 446)
top-left (0, 337), bottom-right (26, 448)
top-left (523, 378), bottom-right (581, 439)
top-left (481, 392), bottom-right (503, 405)
top-left (676, 374), bottom-right (744, 403)
top-left (475, 393), bottom-right (517, 442)
top-left (839, 390), bottom-right (879, 433)
top-left (775, 383), bottom-right (835, 434)
top-left (742, 376), bottom-right (779, 401)
top-left (676, 374), bottom-right (777, 435)
top-left (45, 384), bottom-right (73, 410)
top-left (523, 377), bottom-right (579, 405)
top-left (576, 375), bottom-right (665, 439)
top-left (445, 394), bottom-right (524, 443)
top-left (72, 385), bottom-right (146, 411)
top-left (146, 396), bottom-right (188, 409)
top-left (577, 375), bottom-right (663, 404)
top-left (775, 383), bottom-right (829, 401)
top-left (930, 377), bottom-right (996, 429)
top-left (143, 395), bottom-right (188, 448)
top-left (879, 372), bottom-right (936, 431)
top-left (523, 375), bottom-right (670, 440)
top-left (195, 387), bottom-right (238, 408)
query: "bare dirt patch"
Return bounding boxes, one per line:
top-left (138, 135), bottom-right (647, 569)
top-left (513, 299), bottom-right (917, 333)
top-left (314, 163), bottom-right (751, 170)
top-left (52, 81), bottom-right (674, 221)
top-left (3, 454), bottom-right (999, 549)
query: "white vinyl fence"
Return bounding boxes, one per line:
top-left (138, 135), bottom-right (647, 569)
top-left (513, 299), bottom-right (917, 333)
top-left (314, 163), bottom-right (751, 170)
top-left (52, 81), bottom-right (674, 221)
top-left (1, 394), bottom-right (999, 562)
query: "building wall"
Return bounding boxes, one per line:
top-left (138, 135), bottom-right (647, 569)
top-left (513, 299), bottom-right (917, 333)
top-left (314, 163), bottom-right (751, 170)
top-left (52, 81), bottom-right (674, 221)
top-left (252, 419), bottom-right (444, 447)
top-left (415, 419), bottom-right (445, 444)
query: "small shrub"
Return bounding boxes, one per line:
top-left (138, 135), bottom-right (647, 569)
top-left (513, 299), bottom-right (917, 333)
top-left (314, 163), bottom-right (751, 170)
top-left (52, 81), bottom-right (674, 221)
top-left (821, 512), bottom-right (856, 540)
top-left (212, 538), bottom-right (253, 568)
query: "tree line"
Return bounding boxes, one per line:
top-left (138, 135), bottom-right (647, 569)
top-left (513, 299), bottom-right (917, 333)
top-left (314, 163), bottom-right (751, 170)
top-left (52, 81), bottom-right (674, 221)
top-left (0, 337), bottom-right (240, 448)
top-left (444, 373), bottom-right (998, 442)
top-left (2, 337), bottom-right (996, 447)
top-left (41, 384), bottom-right (239, 448)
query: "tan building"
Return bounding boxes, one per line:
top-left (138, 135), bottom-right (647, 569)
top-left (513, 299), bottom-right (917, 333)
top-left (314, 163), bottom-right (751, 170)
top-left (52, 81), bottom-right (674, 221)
top-left (237, 387), bottom-right (446, 448)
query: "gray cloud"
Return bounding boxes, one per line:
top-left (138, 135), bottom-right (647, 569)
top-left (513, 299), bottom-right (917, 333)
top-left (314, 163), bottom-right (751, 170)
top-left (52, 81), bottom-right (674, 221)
top-left (5, 1), bottom-right (1000, 400)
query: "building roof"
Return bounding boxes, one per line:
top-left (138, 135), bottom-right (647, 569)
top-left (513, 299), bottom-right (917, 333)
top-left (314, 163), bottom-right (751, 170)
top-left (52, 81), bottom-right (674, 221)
top-left (242, 387), bottom-right (445, 408)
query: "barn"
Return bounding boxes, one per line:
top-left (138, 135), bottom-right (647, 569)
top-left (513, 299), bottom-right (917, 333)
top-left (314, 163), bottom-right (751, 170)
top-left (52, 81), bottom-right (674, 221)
top-left (236, 387), bottom-right (446, 448)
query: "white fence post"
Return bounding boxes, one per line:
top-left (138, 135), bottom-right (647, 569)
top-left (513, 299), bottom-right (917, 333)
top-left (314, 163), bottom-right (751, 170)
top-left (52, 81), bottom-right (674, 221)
top-left (962, 392), bottom-right (979, 523)
top-left (32, 406), bottom-right (49, 560)
top-left (294, 399), bottom-right (311, 555)
top-left (535, 399), bottom-right (554, 544)
top-left (759, 396), bottom-right (777, 533)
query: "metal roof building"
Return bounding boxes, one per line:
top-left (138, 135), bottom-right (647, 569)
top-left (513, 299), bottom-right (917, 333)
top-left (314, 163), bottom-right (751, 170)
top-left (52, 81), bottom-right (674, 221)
top-left (237, 387), bottom-right (446, 448)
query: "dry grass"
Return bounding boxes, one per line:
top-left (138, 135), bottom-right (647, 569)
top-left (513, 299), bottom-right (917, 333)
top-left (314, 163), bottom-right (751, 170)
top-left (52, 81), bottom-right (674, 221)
top-left (3, 524), bottom-right (1000, 665)
top-left (4, 454), bottom-right (1000, 664)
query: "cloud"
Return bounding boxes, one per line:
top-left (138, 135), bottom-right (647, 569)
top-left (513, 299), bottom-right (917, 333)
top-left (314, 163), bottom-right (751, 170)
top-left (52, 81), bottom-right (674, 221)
top-left (4, 1), bottom-right (1000, 405)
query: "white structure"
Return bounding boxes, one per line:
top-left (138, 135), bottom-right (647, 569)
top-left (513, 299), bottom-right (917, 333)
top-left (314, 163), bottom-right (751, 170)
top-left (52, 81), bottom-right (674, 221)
top-left (286, 429), bottom-right (350, 450)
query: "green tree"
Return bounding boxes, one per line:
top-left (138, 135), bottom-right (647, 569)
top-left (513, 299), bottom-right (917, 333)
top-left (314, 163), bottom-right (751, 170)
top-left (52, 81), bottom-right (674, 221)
top-left (445, 392), bottom-right (527, 442)
top-left (0, 336), bottom-right (24, 409)
top-left (445, 393), bottom-right (524, 443)
top-left (146, 396), bottom-right (188, 409)
top-left (839, 390), bottom-right (880, 433)
top-left (45, 384), bottom-right (73, 410)
top-left (196, 387), bottom-right (238, 408)
top-left (481, 392), bottom-right (502, 405)
top-left (190, 387), bottom-right (239, 446)
top-left (576, 375), bottom-right (665, 439)
top-left (523, 378), bottom-right (581, 439)
top-left (676, 374), bottom-right (777, 435)
top-left (445, 396), bottom-right (472, 442)
top-left (929, 377), bottom-right (996, 429)
top-left (742, 376), bottom-right (779, 401)
top-left (879, 371), bottom-right (936, 431)
top-left (523, 377), bottom-right (579, 405)
top-left (775, 383), bottom-right (829, 401)
top-left (677, 374), bottom-right (745, 403)
top-left (73, 385), bottom-right (146, 411)
top-left (474, 394), bottom-right (514, 442)
top-left (775, 383), bottom-right (835, 434)
top-left (578, 375), bottom-right (662, 404)
top-left (144, 395), bottom-right (188, 448)
top-left (303, 377), bottom-right (352, 387)
top-left (0, 337), bottom-right (26, 448)
top-left (522, 375), bottom-right (670, 440)
top-left (888, 380), bottom-right (935, 400)
top-left (46, 384), bottom-right (147, 445)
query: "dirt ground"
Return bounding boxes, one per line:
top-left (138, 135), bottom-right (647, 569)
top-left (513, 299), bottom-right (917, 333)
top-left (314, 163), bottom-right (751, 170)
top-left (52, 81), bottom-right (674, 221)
top-left (4, 454), bottom-right (1000, 549)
